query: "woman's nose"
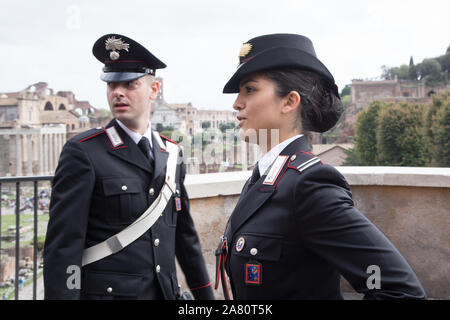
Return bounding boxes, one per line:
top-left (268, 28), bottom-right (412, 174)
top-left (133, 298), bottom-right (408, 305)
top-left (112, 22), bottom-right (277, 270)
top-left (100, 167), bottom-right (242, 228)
top-left (233, 95), bottom-right (244, 110)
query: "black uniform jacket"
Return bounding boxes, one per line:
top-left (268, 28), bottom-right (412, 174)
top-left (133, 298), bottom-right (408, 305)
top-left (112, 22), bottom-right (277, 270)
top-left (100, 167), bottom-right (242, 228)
top-left (44, 119), bottom-right (214, 300)
top-left (218, 135), bottom-right (426, 300)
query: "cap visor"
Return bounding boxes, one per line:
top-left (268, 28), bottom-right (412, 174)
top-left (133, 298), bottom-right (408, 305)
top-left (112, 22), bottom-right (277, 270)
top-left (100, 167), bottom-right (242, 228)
top-left (100, 72), bottom-right (147, 83)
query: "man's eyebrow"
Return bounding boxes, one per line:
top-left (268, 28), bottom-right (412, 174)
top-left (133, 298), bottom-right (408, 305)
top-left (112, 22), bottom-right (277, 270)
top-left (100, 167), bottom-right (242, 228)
top-left (239, 79), bottom-right (257, 88)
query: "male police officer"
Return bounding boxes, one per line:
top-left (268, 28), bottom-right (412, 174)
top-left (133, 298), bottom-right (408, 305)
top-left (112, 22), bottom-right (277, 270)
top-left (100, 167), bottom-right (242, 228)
top-left (43, 34), bottom-right (214, 300)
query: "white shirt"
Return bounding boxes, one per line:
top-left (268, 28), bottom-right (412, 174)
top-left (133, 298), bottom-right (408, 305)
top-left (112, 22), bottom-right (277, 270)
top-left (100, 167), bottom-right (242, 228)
top-left (257, 134), bottom-right (304, 176)
top-left (116, 120), bottom-right (154, 160)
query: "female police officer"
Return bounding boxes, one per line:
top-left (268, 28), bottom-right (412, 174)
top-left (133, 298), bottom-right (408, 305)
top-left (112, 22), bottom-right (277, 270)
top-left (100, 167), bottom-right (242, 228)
top-left (215, 33), bottom-right (426, 300)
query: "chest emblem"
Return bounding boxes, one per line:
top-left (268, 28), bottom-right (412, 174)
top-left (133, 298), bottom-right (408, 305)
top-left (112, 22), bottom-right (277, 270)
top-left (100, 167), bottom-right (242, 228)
top-left (235, 237), bottom-right (245, 252)
top-left (245, 262), bottom-right (262, 285)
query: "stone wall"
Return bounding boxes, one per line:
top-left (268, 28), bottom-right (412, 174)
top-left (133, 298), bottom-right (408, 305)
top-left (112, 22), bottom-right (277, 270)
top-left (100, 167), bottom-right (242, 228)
top-left (177, 167), bottom-right (450, 299)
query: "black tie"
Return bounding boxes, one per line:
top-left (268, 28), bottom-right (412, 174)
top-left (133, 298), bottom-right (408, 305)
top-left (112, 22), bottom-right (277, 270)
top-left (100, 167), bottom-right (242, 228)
top-left (138, 136), bottom-right (154, 168)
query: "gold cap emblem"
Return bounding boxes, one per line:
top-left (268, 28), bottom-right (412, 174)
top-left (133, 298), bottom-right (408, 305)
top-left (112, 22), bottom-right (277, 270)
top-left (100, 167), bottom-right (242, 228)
top-left (105, 36), bottom-right (130, 60)
top-left (238, 43), bottom-right (252, 65)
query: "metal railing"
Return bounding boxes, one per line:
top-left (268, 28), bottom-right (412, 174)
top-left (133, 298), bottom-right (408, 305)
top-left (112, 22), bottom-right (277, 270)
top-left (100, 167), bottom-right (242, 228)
top-left (0, 175), bottom-right (53, 300)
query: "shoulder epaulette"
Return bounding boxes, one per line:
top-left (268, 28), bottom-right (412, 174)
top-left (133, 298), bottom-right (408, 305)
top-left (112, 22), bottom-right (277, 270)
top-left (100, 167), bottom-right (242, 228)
top-left (78, 127), bottom-right (105, 143)
top-left (288, 150), bottom-right (322, 173)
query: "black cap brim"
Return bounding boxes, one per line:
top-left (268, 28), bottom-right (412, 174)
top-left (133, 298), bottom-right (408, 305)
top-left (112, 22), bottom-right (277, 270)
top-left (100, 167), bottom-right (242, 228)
top-left (100, 72), bottom-right (149, 83)
top-left (223, 47), bottom-right (336, 95)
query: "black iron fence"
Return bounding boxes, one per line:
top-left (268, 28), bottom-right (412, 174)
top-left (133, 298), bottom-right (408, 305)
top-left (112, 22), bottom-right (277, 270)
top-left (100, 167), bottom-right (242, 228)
top-left (0, 175), bottom-right (53, 300)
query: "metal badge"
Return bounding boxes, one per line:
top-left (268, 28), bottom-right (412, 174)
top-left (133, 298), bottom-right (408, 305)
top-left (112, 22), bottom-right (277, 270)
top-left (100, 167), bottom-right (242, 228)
top-left (235, 237), bottom-right (245, 252)
top-left (105, 36), bottom-right (130, 60)
top-left (239, 43), bottom-right (252, 58)
top-left (238, 43), bottom-right (252, 65)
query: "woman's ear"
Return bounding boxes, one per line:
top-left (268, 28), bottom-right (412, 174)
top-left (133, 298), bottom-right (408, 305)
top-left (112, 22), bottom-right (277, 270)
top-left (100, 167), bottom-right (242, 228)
top-left (281, 91), bottom-right (301, 115)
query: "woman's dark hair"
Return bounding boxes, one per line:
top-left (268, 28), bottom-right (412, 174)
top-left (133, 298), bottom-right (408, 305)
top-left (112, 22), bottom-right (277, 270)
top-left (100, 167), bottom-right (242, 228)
top-left (261, 68), bottom-right (344, 133)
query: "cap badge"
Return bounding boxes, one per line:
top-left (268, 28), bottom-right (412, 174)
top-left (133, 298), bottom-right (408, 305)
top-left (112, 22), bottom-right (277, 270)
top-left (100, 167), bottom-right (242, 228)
top-left (238, 43), bottom-right (252, 65)
top-left (105, 36), bottom-right (130, 61)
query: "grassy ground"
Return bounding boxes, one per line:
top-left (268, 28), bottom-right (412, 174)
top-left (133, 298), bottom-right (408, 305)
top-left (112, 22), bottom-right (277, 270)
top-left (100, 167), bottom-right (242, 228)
top-left (1, 213), bottom-right (49, 249)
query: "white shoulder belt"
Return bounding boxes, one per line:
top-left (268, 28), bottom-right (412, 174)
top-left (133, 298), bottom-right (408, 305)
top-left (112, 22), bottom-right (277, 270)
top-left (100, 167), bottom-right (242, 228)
top-left (81, 131), bottom-right (179, 266)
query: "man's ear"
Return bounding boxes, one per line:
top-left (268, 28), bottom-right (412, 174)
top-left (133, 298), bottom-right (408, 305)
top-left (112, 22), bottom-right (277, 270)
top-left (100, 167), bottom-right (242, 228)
top-left (281, 91), bottom-right (301, 115)
top-left (149, 79), bottom-right (160, 100)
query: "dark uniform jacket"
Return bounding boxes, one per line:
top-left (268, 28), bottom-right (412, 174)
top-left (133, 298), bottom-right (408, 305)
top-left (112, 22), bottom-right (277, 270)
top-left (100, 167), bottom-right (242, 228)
top-left (217, 135), bottom-right (426, 300)
top-left (44, 119), bottom-right (214, 300)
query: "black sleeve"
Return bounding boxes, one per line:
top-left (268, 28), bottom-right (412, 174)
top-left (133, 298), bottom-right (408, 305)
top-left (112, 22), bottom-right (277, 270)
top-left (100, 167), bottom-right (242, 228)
top-left (43, 140), bottom-right (94, 299)
top-left (175, 150), bottom-right (215, 300)
top-left (293, 164), bottom-right (426, 300)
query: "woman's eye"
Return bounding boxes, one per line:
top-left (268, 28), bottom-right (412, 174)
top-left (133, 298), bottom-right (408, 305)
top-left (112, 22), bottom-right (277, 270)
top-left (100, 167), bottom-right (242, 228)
top-left (245, 86), bottom-right (255, 93)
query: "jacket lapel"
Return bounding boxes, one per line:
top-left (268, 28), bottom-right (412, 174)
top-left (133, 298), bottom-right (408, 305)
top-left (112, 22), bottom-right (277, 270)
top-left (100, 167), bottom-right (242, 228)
top-left (227, 176), bottom-right (276, 238)
top-left (227, 135), bottom-right (313, 238)
top-left (151, 132), bottom-right (169, 182)
top-left (106, 119), bottom-right (154, 175)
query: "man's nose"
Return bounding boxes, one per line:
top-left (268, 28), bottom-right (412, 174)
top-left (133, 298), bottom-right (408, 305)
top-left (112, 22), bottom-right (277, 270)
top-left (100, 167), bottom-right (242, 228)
top-left (112, 84), bottom-right (126, 97)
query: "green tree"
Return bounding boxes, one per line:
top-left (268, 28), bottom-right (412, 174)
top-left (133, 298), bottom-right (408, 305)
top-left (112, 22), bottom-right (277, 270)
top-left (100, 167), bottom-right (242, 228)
top-left (342, 147), bottom-right (361, 166)
top-left (201, 121), bottom-right (211, 129)
top-left (408, 56), bottom-right (418, 81)
top-left (390, 64), bottom-right (410, 80)
top-left (340, 84), bottom-right (351, 97)
top-left (437, 52), bottom-right (450, 73)
top-left (219, 121), bottom-right (236, 133)
top-left (418, 58), bottom-right (442, 84)
top-left (428, 90), bottom-right (450, 166)
top-left (377, 103), bottom-right (427, 166)
top-left (354, 100), bottom-right (384, 165)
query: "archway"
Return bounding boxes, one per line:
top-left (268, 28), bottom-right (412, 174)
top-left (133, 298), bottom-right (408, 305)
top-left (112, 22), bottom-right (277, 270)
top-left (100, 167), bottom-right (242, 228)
top-left (44, 101), bottom-right (54, 111)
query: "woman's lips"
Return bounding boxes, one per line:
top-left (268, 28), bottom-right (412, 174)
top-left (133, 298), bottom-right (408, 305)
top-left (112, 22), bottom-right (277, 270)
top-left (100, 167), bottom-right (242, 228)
top-left (237, 116), bottom-right (247, 127)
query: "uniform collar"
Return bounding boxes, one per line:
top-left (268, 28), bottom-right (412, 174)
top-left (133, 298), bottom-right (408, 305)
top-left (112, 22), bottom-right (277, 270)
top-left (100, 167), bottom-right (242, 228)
top-left (257, 134), bottom-right (303, 176)
top-left (116, 119), bottom-right (153, 149)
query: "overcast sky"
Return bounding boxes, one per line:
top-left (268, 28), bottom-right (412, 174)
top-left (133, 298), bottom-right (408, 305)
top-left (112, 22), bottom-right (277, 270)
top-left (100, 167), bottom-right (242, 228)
top-left (0, 0), bottom-right (449, 111)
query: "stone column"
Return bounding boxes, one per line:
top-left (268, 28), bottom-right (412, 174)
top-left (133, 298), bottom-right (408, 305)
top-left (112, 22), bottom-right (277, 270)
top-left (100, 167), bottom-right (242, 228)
top-left (56, 133), bottom-right (62, 164)
top-left (38, 133), bottom-right (43, 175)
top-left (26, 134), bottom-right (33, 176)
top-left (16, 134), bottom-right (22, 176)
top-left (44, 134), bottom-right (49, 175)
top-left (49, 134), bottom-right (54, 174)
top-left (241, 141), bottom-right (248, 171)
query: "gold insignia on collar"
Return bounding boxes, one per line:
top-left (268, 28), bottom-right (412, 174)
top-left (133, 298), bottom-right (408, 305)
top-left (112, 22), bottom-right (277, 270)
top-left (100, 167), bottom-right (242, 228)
top-left (105, 36), bottom-right (130, 60)
top-left (239, 43), bottom-right (252, 58)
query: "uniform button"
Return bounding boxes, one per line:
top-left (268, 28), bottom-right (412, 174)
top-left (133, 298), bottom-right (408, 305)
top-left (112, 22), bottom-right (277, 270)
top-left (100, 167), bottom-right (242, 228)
top-left (250, 248), bottom-right (258, 256)
top-left (106, 287), bottom-right (113, 293)
top-left (149, 188), bottom-right (155, 196)
top-left (154, 238), bottom-right (160, 247)
top-left (156, 265), bottom-right (161, 273)
top-left (290, 155), bottom-right (297, 161)
top-left (122, 185), bottom-right (127, 191)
